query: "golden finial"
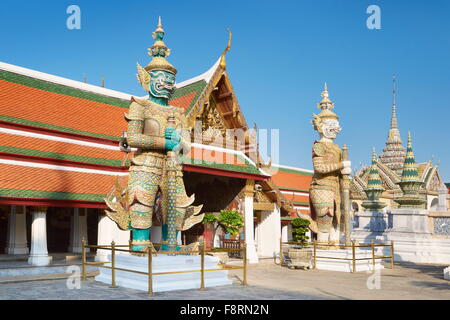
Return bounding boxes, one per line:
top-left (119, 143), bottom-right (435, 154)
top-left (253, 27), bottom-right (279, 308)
top-left (318, 82), bottom-right (334, 110)
top-left (154, 16), bottom-right (164, 35)
top-left (220, 29), bottom-right (232, 69)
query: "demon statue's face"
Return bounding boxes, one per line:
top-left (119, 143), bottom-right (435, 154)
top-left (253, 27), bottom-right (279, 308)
top-left (321, 119), bottom-right (341, 140)
top-left (149, 70), bottom-right (176, 99)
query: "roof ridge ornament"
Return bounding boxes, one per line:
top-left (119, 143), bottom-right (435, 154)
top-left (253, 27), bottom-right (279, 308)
top-left (220, 29), bottom-right (232, 69)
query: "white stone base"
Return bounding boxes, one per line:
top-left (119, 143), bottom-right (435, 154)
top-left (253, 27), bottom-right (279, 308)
top-left (28, 255), bottom-right (52, 266)
top-left (315, 249), bottom-right (384, 272)
top-left (7, 246), bottom-right (29, 255)
top-left (95, 253), bottom-right (233, 292)
top-left (352, 233), bottom-right (450, 264)
top-left (444, 267), bottom-right (450, 280)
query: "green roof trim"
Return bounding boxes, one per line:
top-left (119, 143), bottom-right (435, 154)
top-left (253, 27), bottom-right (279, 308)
top-left (0, 70), bottom-right (130, 108)
top-left (180, 153), bottom-right (261, 175)
top-left (292, 201), bottom-right (309, 206)
top-left (279, 187), bottom-right (310, 193)
top-left (281, 216), bottom-right (296, 221)
top-left (274, 166), bottom-right (313, 176)
top-left (0, 115), bottom-right (121, 141)
top-left (0, 145), bottom-right (128, 167)
top-left (170, 80), bottom-right (207, 114)
top-left (0, 188), bottom-right (105, 202)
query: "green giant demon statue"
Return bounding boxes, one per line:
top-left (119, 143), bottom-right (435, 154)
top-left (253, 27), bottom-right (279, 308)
top-left (105, 18), bottom-right (203, 252)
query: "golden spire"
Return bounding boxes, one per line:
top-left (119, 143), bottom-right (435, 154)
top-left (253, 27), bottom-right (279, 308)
top-left (144, 16), bottom-right (177, 74)
top-left (318, 82), bottom-right (335, 110)
top-left (391, 75), bottom-right (398, 129)
top-left (220, 29), bottom-right (232, 69)
top-left (153, 16), bottom-right (164, 36)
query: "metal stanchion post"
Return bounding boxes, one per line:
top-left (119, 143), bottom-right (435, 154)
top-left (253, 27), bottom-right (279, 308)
top-left (391, 240), bottom-right (395, 269)
top-left (200, 240), bottom-right (205, 290)
top-left (243, 243), bottom-right (248, 286)
top-left (110, 241), bottom-right (117, 288)
top-left (371, 240), bottom-right (375, 271)
top-left (313, 240), bottom-right (317, 269)
top-left (148, 245), bottom-right (153, 296)
top-left (279, 237), bottom-right (283, 267)
top-left (351, 240), bottom-right (356, 273)
top-left (81, 238), bottom-right (87, 281)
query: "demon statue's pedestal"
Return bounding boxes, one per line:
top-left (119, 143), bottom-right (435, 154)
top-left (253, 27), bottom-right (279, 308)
top-left (96, 18), bottom-right (232, 292)
top-left (104, 18), bottom-right (203, 253)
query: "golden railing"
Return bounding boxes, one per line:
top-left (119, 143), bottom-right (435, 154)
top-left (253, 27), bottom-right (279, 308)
top-left (279, 239), bottom-right (394, 273)
top-left (81, 239), bottom-right (247, 296)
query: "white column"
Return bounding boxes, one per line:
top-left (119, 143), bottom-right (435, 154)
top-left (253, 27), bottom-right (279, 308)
top-left (282, 224), bottom-right (289, 243)
top-left (96, 213), bottom-right (130, 261)
top-left (257, 206), bottom-right (281, 258)
top-left (6, 205), bottom-right (28, 254)
top-left (438, 186), bottom-right (448, 211)
top-left (212, 222), bottom-right (221, 248)
top-left (244, 195), bottom-right (259, 264)
top-left (177, 230), bottom-right (182, 245)
top-left (97, 213), bottom-right (115, 261)
top-left (288, 224), bottom-right (293, 241)
top-left (273, 205), bottom-right (281, 257)
top-left (68, 208), bottom-right (88, 253)
top-left (28, 206), bottom-right (52, 266)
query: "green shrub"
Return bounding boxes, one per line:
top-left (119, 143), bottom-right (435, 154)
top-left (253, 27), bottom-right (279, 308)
top-left (291, 218), bottom-right (310, 246)
top-left (202, 210), bottom-right (244, 244)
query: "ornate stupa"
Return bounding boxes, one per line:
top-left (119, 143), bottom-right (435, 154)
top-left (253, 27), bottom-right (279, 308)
top-left (379, 76), bottom-right (406, 175)
top-left (394, 132), bottom-right (426, 208)
top-left (361, 148), bottom-right (387, 211)
top-left (350, 77), bottom-right (444, 211)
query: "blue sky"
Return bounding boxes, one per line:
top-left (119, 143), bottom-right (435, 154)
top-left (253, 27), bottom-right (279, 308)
top-left (1, 0), bottom-right (449, 181)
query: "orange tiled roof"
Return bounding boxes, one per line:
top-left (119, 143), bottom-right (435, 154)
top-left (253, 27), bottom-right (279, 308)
top-left (271, 167), bottom-right (313, 192)
top-left (169, 91), bottom-right (198, 112)
top-left (0, 131), bottom-right (124, 167)
top-left (0, 163), bottom-right (120, 201)
top-left (0, 80), bottom-right (127, 140)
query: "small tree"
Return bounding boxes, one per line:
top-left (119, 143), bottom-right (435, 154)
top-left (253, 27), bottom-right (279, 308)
top-left (203, 210), bottom-right (244, 247)
top-left (291, 218), bottom-right (310, 246)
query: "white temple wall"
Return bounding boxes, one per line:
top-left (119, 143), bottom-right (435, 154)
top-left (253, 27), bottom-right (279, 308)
top-left (352, 208), bottom-right (450, 264)
top-left (255, 206), bottom-right (281, 258)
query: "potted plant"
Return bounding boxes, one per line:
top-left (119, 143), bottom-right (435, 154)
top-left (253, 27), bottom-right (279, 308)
top-left (203, 210), bottom-right (244, 246)
top-left (287, 218), bottom-right (313, 269)
top-left (202, 210), bottom-right (244, 262)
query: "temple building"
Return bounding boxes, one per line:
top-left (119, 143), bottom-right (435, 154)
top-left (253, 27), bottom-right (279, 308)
top-left (350, 78), bottom-right (446, 212)
top-left (0, 24), bottom-right (313, 266)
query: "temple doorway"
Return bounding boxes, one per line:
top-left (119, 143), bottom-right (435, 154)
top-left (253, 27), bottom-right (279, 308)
top-left (46, 207), bottom-right (71, 253)
top-left (0, 205), bottom-right (8, 253)
top-left (86, 209), bottom-right (99, 252)
top-left (182, 223), bottom-right (204, 246)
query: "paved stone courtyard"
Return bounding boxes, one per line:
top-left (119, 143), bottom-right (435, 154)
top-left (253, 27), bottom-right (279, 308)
top-left (0, 262), bottom-right (449, 300)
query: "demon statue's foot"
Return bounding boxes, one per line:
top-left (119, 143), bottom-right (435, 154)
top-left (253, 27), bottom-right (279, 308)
top-left (132, 245), bottom-right (148, 252)
top-left (160, 243), bottom-right (181, 252)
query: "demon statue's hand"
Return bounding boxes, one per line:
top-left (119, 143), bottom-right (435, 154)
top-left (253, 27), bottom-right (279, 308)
top-left (165, 128), bottom-right (181, 142)
top-left (341, 160), bottom-right (352, 175)
top-left (164, 128), bottom-right (181, 151)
